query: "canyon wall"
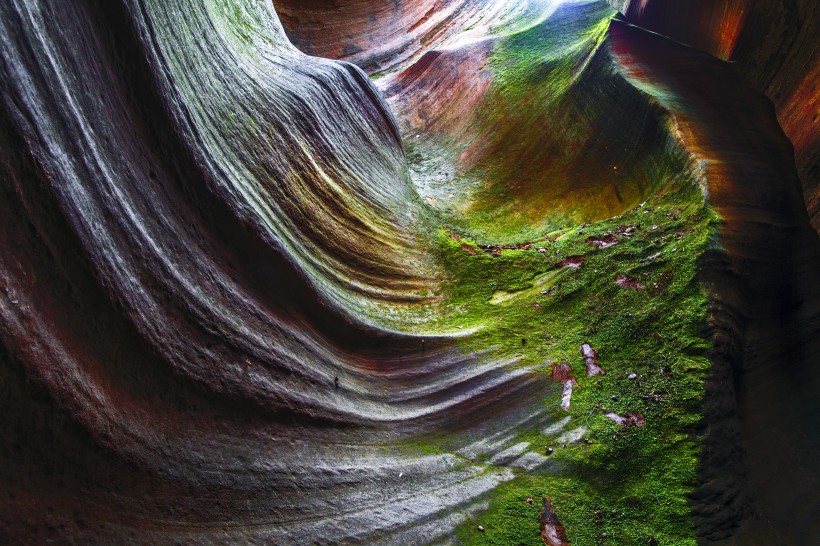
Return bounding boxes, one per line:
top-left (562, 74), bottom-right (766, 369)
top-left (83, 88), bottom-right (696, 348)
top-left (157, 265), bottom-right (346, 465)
top-left (608, 0), bottom-right (819, 231)
top-left (1, 0), bottom-right (817, 543)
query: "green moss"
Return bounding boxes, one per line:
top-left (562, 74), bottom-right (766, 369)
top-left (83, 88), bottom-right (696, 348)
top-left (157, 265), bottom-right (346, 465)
top-left (392, 4), bottom-right (720, 542)
top-left (447, 3), bottom-right (631, 242)
top-left (416, 166), bottom-right (718, 543)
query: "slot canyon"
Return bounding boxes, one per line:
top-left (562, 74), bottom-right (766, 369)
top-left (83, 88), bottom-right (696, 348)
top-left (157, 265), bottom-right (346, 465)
top-left (1, 0), bottom-right (818, 544)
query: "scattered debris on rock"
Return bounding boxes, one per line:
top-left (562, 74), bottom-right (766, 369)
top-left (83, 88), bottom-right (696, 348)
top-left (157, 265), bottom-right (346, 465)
top-left (460, 243), bottom-right (477, 255)
top-left (539, 497), bottom-right (570, 546)
top-left (615, 274), bottom-right (645, 289)
top-left (581, 343), bottom-right (605, 376)
top-left (641, 392), bottom-right (663, 402)
top-left (604, 411), bottom-right (645, 428)
top-left (558, 255), bottom-right (585, 269)
top-left (586, 234), bottom-right (619, 249)
top-left (561, 381), bottom-right (574, 411)
top-left (480, 241), bottom-right (533, 256)
top-left (445, 230), bottom-right (538, 257)
top-left (551, 361), bottom-right (577, 411)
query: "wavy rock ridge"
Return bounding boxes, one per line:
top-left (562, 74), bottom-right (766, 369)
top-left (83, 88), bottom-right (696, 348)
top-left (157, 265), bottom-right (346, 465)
top-left (0, 1), bottom-right (549, 542)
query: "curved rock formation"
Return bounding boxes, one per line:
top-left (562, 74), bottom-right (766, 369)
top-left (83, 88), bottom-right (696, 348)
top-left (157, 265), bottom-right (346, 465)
top-left (608, 0), bottom-right (820, 231)
top-left (275, 0), bottom-right (539, 75)
top-left (2, 0), bottom-right (818, 544)
top-left (380, 1), bottom-right (669, 243)
top-left (611, 18), bottom-right (820, 541)
top-left (0, 0), bottom-right (545, 542)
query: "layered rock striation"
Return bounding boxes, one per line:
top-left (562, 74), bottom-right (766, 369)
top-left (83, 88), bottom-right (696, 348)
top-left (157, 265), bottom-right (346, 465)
top-left (0, 0), bottom-right (545, 542)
